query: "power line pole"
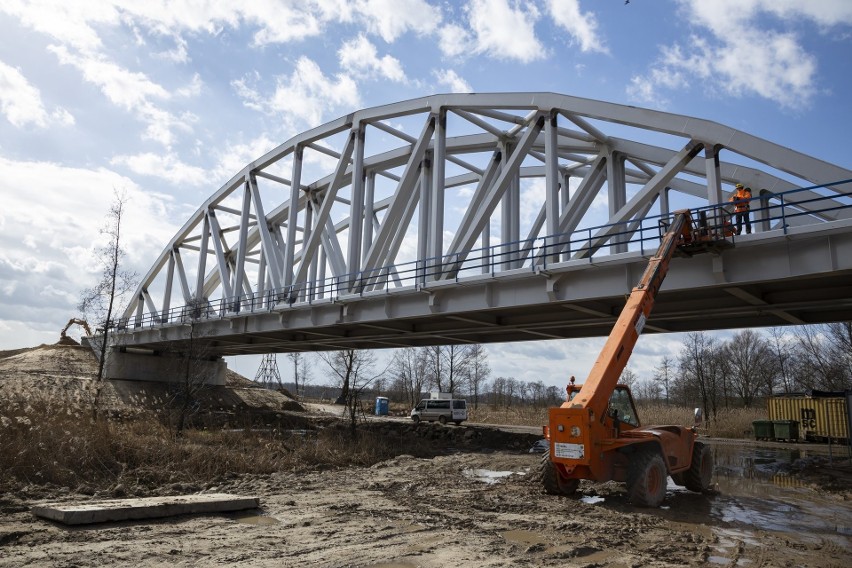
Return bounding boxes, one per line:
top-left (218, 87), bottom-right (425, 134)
top-left (254, 353), bottom-right (281, 389)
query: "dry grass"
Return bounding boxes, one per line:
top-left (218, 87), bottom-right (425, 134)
top-left (0, 396), bottom-right (430, 495)
top-left (469, 403), bottom-right (767, 439)
top-left (468, 405), bottom-right (549, 427)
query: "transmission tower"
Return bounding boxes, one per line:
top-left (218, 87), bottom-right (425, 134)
top-left (254, 353), bottom-right (281, 389)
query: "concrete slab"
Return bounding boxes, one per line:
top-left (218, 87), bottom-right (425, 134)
top-left (32, 493), bottom-right (259, 525)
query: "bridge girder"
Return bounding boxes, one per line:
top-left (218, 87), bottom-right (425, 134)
top-left (118, 93), bottom-right (852, 354)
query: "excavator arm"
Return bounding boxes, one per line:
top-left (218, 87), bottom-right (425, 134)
top-left (60, 318), bottom-right (93, 339)
top-left (564, 210), bottom-right (694, 419)
top-left (546, 210), bottom-right (706, 480)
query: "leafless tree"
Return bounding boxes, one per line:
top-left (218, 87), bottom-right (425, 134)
top-left (426, 345), bottom-right (472, 395)
top-left (168, 310), bottom-right (215, 435)
top-left (467, 344), bottom-right (490, 409)
top-left (677, 332), bottom-right (725, 420)
top-left (78, 190), bottom-right (137, 419)
top-left (792, 324), bottom-right (851, 391)
top-left (619, 368), bottom-right (639, 389)
top-left (724, 330), bottom-right (776, 407)
top-left (652, 356), bottom-right (675, 403)
top-left (319, 349), bottom-right (387, 435)
top-left (767, 327), bottom-right (795, 394)
top-left (287, 352), bottom-right (310, 398)
top-left (389, 347), bottom-right (430, 408)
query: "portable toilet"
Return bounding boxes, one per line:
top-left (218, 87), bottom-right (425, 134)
top-left (375, 396), bottom-right (389, 416)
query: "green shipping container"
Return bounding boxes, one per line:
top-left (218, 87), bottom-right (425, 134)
top-left (753, 420), bottom-right (775, 440)
top-left (772, 420), bottom-right (799, 441)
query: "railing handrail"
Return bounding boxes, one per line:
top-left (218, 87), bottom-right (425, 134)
top-left (121, 179), bottom-right (852, 331)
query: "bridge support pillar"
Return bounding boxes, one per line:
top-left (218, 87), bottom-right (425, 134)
top-left (103, 349), bottom-right (226, 386)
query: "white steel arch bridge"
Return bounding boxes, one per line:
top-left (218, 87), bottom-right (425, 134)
top-left (115, 92), bottom-right (852, 360)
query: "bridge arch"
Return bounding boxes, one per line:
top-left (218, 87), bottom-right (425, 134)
top-left (118, 93), bottom-right (852, 355)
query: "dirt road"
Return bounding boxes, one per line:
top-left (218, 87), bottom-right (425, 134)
top-left (2, 437), bottom-right (850, 568)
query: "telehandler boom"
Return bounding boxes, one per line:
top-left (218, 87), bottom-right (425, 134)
top-left (541, 209), bottom-right (727, 506)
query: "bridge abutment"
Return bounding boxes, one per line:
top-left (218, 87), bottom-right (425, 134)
top-left (102, 349), bottom-right (226, 386)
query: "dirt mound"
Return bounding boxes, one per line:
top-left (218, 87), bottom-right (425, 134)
top-left (0, 343), bottom-right (303, 422)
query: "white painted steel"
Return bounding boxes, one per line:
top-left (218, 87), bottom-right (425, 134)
top-left (117, 93), bottom-right (852, 354)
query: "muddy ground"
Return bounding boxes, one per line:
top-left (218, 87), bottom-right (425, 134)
top-left (1, 344), bottom-right (850, 567)
top-left (1, 419), bottom-right (850, 568)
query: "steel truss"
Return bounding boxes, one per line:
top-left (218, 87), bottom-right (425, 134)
top-left (121, 92), bottom-right (852, 333)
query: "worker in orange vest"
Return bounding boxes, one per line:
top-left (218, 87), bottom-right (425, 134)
top-left (729, 183), bottom-right (752, 235)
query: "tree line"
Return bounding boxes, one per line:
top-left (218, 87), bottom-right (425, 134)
top-left (293, 323), bottom-right (851, 420)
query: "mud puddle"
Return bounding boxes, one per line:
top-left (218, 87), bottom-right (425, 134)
top-left (705, 445), bottom-right (852, 539)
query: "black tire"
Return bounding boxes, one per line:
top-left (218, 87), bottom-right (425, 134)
top-left (538, 449), bottom-right (580, 495)
top-left (627, 449), bottom-right (667, 507)
top-left (412, 415), bottom-right (420, 424)
top-left (438, 415), bottom-right (447, 425)
top-left (454, 420), bottom-right (462, 426)
top-left (684, 441), bottom-right (713, 492)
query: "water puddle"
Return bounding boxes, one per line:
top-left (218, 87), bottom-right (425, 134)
top-left (231, 512), bottom-right (280, 526)
top-left (708, 445), bottom-right (851, 538)
top-left (579, 495), bottom-right (605, 505)
top-left (462, 469), bottom-right (522, 484)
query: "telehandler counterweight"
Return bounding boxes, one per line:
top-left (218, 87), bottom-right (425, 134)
top-left (541, 210), bottom-right (727, 507)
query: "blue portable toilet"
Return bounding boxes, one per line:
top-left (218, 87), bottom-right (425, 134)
top-left (375, 396), bottom-right (389, 416)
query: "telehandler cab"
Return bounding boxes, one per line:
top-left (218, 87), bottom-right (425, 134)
top-left (540, 209), bottom-right (729, 507)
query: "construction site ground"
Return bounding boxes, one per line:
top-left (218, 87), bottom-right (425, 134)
top-left (1, 343), bottom-right (851, 567)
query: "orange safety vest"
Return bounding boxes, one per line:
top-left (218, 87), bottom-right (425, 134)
top-left (730, 188), bottom-right (751, 212)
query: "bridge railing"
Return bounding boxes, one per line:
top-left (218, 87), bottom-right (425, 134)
top-left (123, 179), bottom-right (852, 330)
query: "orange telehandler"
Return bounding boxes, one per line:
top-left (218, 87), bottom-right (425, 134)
top-left (540, 209), bottom-right (728, 507)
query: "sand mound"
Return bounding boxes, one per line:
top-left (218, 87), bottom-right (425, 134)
top-left (0, 343), bottom-right (303, 419)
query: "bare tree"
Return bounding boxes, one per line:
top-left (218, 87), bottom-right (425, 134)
top-left (287, 352), bottom-right (310, 398)
top-left (725, 329), bottom-right (775, 407)
top-left (792, 324), bottom-right (852, 391)
top-left (676, 332), bottom-right (725, 420)
top-left (319, 349), bottom-right (386, 435)
top-left (619, 368), bottom-right (639, 389)
top-left (78, 190), bottom-right (137, 418)
top-left (652, 356), bottom-right (675, 403)
top-left (169, 311), bottom-right (215, 435)
top-left (389, 347), bottom-right (429, 408)
top-left (467, 344), bottom-right (490, 409)
top-left (426, 345), bottom-right (472, 395)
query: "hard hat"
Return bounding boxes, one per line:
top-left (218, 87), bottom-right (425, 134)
top-left (735, 183), bottom-right (743, 188)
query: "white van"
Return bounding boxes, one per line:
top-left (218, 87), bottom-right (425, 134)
top-left (410, 398), bottom-right (468, 425)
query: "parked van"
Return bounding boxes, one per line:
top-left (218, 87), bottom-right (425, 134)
top-left (410, 398), bottom-right (468, 425)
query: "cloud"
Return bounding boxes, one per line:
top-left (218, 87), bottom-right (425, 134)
top-left (0, 155), bottom-right (180, 348)
top-left (351, 0), bottom-right (441, 42)
top-left (0, 60), bottom-right (74, 128)
top-left (465, 0), bottom-right (544, 63)
top-left (545, 0), bottom-right (608, 54)
top-left (437, 23), bottom-right (472, 58)
top-left (629, 0), bottom-right (852, 109)
top-left (338, 35), bottom-right (407, 82)
top-left (432, 68), bottom-right (472, 93)
top-left (110, 152), bottom-right (209, 187)
top-left (233, 56), bottom-right (360, 133)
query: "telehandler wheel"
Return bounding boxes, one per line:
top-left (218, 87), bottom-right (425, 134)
top-left (539, 449), bottom-right (580, 495)
top-left (627, 449), bottom-right (667, 507)
top-left (684, 441), bottom-right (713, 492)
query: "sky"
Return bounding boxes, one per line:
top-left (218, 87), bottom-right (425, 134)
top-left (1, 0), bottom-right (851, 389)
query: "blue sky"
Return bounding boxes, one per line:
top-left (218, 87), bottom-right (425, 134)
top-left (1, 0), bottom-right (851, 387)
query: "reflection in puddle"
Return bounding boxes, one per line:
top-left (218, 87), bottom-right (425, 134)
top-left (463, 469), bottom-right (521, 484)
top-left (580, 495), bottom-right (605, 505)
top-left (708, 445), bottom-right (852, 539)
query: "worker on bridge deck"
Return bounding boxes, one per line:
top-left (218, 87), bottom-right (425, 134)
top-left (729, 183), bottom-right (752, 235)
